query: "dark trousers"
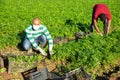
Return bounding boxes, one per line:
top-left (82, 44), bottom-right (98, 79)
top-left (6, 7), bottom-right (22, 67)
top-left (23, 35), bottom-right (47, 50)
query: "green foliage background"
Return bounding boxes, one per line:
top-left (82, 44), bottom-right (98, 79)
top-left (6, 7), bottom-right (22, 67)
top-left (0, 0), bottom-right (120, 79)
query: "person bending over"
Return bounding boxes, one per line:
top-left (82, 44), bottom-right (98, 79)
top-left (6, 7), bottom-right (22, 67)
top-left (90, 4), bottom-right (112, 36)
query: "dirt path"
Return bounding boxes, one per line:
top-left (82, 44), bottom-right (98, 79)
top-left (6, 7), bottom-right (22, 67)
top-left (0, 57), bottom-right (59, 80)
top-left (0, 47), bottom-right (61, 80)
top-left (0, 47), bottom-right (120, 80)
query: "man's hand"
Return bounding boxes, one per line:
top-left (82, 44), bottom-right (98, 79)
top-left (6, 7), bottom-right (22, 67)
top-left (106, 20), bottom-right (111, 35)
top-left (38, 48), bottom-right (47, 56)
top-left (94, 19), bottom-right (101, 33)
top-left (49, 51), bottom-right (54, 56)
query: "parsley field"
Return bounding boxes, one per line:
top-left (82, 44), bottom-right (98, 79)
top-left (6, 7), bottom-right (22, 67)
top-left (0, 0), bottom-right (120, 79)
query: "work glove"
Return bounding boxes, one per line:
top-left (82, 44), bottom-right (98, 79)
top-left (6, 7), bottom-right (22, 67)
top-left (100, 33), bottom-right (103, 36)
top-left (49, 50), bottom-right (54, 56)
top-left (37, 48), bottom-right (47, 56)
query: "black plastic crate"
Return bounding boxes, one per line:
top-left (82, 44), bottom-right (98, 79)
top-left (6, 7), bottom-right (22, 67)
top-left (29, 67), bottom-right (48, 80)
top-left (21, 67), bottom-right (37, 80)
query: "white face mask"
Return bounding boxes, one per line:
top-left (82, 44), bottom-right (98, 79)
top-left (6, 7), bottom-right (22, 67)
top-left (32, 25), bottom-right (40, 30)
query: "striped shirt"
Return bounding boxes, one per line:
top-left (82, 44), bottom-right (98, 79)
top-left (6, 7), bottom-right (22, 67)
top-left (25, 24), bottom-right (53, 51)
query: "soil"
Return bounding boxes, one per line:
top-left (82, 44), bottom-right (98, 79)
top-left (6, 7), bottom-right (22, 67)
top-left (0, 47), bottom-right (120, 80)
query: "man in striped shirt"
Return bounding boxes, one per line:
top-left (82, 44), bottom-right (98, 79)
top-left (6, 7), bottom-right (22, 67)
top-left (23, 18), bottom-right (53, 56)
